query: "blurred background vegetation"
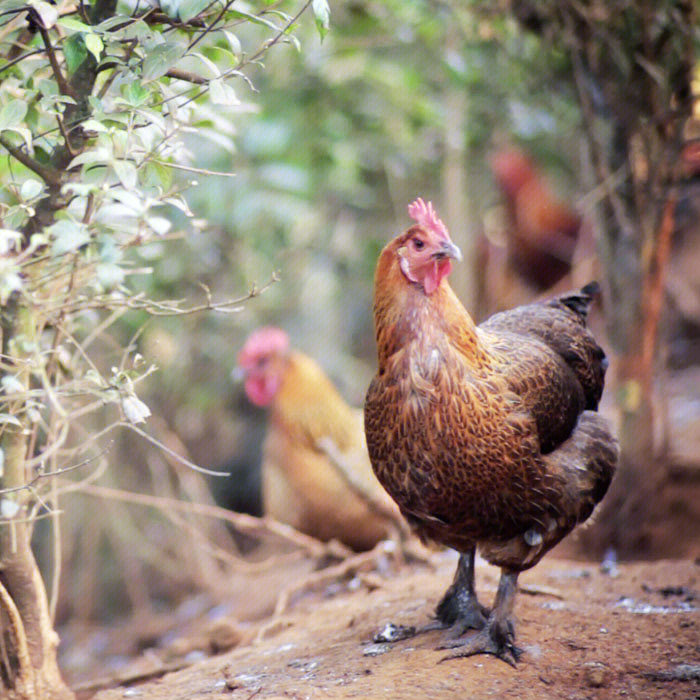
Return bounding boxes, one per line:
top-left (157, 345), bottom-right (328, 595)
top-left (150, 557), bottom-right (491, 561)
top-left (144, 0), bottom-right (588, 471)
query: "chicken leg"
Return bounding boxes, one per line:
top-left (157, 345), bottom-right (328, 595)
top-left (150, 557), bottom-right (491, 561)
top-left (439, 568), bottom-right (522, 666)
top-left (435, 549), bottom-right (489, 634)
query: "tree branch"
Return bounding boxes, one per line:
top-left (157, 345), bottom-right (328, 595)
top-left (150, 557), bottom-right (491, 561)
top-left (0, 135), bottom-right (62, 186)
top-left (36, 23), bottom-right (77, 100)
top-left (165, 68), bottom-right (208, 84)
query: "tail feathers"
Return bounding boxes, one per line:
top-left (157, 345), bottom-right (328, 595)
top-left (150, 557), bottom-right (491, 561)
top-left (551, 411), bottom-right (618, 526)
top-left (479, 411), bottom-right (617, 572)
top-left (553, 281), bottom-right (600, 320)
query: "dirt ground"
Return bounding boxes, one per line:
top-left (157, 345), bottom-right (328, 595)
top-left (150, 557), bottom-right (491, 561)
top-left (80, 550), bottom-right (699, 700)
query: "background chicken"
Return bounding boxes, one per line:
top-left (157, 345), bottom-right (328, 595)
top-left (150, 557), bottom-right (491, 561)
top-left (236, 327), bottom-right (403, 551)
top-left (487, 147), bottom-right (584, 303)
top-left (364, 199), bottom-right (618, 663)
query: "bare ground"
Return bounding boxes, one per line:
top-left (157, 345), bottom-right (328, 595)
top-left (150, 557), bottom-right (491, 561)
top-left (81, 551), bottom-right (699, 700)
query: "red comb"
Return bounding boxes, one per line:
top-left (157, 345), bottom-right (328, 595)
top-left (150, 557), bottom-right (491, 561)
top-left (407, 198), bottom-right (451, 241)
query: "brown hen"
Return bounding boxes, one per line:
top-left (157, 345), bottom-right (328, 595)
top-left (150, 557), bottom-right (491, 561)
top-left (237, 328), bottom-right (402, 551)
top-left (364, 199), bottom-right (618, 663)
top-left (490, 147), bottom-right (582, 292)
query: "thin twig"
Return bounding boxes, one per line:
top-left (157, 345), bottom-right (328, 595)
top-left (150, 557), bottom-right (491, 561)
top-left (121, 422), bottom-right (230, 477)
top-left (0, 48), bottom-right (45, 76)
top-left (0, 447), bottom-right (110, 496)
top-left (187, 0), bottom-right (236, 52)
top-left (150, 158), bottom-right (237, 177)
top-left (74, 483), bottom-right (347, 558)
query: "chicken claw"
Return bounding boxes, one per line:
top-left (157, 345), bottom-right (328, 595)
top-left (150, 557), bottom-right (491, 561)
top-left (437, 619), bottom-right (522, 667)
top-left (438, 568), bottom-right (522, 666)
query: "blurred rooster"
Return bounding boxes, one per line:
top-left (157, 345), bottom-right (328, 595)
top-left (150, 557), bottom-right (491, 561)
top-left (237, 328), bottom-right (402, 551)
top-left (490, 147), bottom-right (582, 293)
top-left (364, 199), bottom-right (618, 663)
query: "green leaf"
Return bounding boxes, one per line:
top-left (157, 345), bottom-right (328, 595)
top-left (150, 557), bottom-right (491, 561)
top-left (112, 159), bottom-right (137, 189)
top-left (28, 0), bottom-right (59, 29)
top-left (20, 180), bottom-right (44, 200)
top-left (0, 100), bottom-right (27, 131)
top-left (121, 81), bottom-right (150, 107)
top-left (312, 0), bottom-right (330, 41)
top-left (142, 161), bottom-right (173, 190)
top-left (222, 31), bottom-right (242, 58)
top-left (3, 127), bottom-right (33, 154)
top-left (64, 35), bottom-right (88, 75)
top-left (230, 9), bottom-right (278, 31)
top-left (68, 147), bottom-right (112, 169)
top-left (142, 43), bottom-right (186, 80)
top-left (57, 17), bottom-right (93, 33)
top-left (96, 263), bottom-right (125, 290)
top-left (85, 33), bottom-right (104, 62)
top-left (48, 220), bottom-right (90, 257)
top-left (209, 79), bottom-right (239, 106)
top-left (178, 0), bottom-right (211, 22)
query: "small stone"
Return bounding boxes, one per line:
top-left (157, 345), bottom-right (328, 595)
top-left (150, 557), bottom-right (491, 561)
top-left (373, 622), bottom-right (415, 643)
top-left (207, 619), bottom-right (243, 653)
top-left (363, 643), bottom-right (391, 656)
top-left (583, 661), bottom-right (607, 687)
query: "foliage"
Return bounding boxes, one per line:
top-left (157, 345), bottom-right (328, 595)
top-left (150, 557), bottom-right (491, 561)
top-left (0, 0), bottom-right (323, 694)
top-left (143, 0), bottom-right (586, 419)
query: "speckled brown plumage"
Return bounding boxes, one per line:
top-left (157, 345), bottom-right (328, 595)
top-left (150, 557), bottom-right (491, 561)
top-left (364, 217), bottom-right (618, 662)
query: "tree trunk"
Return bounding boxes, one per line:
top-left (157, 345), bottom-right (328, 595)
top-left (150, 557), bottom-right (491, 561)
top-left (508, 0), bottom-right (695, 557)
top-left (442, 24), bottom-right (479, 312)
top-left (0, 300), bottom-right (73, 699)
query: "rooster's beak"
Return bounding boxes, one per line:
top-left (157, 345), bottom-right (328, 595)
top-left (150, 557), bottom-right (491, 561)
top-left (433, 240), bottom-right (462, 262)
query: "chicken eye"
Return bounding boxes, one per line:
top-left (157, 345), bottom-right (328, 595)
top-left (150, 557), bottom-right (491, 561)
top-left (412, 238), bottom-right (425, 250)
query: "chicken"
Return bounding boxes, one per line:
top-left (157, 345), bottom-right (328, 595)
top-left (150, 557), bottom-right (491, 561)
top-left (236, 327), bottom-right (402, 551)
top-left (364, 198), bottom-right (618, 663)
top-left (490, 147), bottom-right (582, 292)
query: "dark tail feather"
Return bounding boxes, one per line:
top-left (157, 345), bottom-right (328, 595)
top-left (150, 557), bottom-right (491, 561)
top-left (555, 281), bottom-right (600, 319)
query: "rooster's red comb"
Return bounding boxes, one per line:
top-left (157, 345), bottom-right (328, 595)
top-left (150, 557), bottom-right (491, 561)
top-left (407, 198), bottom-right (451, 242)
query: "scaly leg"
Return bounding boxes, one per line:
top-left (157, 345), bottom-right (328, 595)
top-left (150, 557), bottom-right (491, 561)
top-left (438, 568), bottom-right (522, 666)
top-left (434, 549), bottom-right (488, 634)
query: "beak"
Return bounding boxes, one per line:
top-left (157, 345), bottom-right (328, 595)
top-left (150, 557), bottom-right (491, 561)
top-left (231, 366), bottom-right (247, 383)
top-left (433, 240), bottom-right (463, 262)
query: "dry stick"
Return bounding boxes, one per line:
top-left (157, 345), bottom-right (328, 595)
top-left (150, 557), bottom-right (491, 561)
top-left (639, 195), bottom-right (675, 393)
top-left (261, 540), bottom-right (397, 630)
top-left (74, 483), bottom-right (350, 559)
top-left (71, 659), bottom-right (191, 695)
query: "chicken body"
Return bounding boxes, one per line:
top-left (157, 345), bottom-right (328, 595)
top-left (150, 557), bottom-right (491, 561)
top-left (237, 329), bottom-right (401, 551)
top-left (491, 148), bottom-right (582, 292)
top-left (364, 199), bottom-right (618, 662)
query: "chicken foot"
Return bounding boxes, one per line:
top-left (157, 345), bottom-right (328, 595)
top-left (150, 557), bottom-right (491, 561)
top-left (438, 569), bottom-right (522, 666)
top-left (372, 549), bottom-right (487, 644)
top-left (434, 549), bottom-right (489, 634)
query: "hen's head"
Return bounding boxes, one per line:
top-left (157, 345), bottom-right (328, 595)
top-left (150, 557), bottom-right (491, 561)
top-left (379, 198), bottom-right (462, 296)
top-left (236, 326), bottom-right (290, 406)
top-left (490, 148), bottom-right (536, 197)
